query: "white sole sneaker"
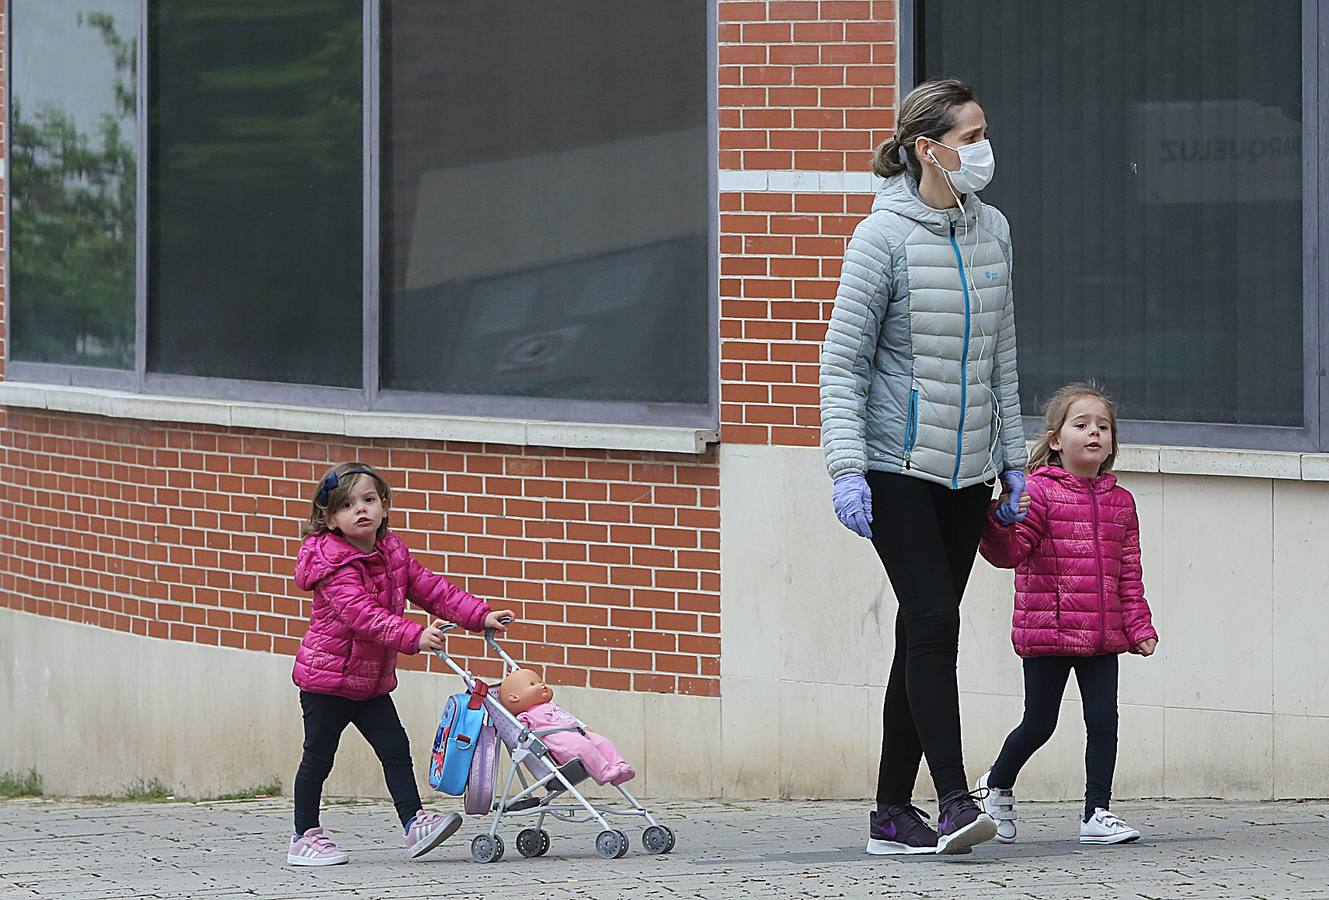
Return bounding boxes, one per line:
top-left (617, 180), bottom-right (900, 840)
top-left (976, 771), bottom-right (1017, 844)
top-left (1079, 808), bottom-right (1140, 845)
top-left (407, 812), bottom-right (462, 859)
top-left (865, 838), bottom-right (937, 855)
top-left (1080, 829), bottom-right (1140, 845)
top-left (935, 814), bottom-right (997, 855)
top-left (286, 850), bottom-right (349, 866)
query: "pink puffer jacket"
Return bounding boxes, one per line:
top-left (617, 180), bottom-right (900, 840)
top-left (980, 465), bottom-right (1158, 658)
top-left (291, 530), bottom-right (490, 700)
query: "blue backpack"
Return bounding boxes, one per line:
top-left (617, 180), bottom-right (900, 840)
top-left (429, 681), bottom-right (489, 795)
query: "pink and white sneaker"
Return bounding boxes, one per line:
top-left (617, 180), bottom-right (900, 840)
top-left (404, 811), bottom-right (462, 859)
top-left (287, 827), bottom-right (350, 866)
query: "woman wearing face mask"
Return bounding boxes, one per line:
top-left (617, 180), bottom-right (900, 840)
top-left (819, 78), bottom-right (1028, 856)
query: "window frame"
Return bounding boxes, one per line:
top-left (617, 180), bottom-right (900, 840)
top-left (904, 0), bottom-right (1327, 452)
top-left (2, 0), bottom-right (720, 432)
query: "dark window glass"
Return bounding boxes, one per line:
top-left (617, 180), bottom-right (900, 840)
top-left (148, 1), bottom-right (363, 386)
top-left (381, 1), bottom-right (710, 405)
top-left (922, 1), bottom-right (1303, 426)
top-left (10, 1), bottom-right (138, 368)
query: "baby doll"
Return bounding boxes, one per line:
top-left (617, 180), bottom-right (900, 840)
top-left (499, 668), bottom-right (636, 786)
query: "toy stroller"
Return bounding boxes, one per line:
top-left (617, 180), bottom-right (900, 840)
top-left (431, 621), bottom-right (676, 863)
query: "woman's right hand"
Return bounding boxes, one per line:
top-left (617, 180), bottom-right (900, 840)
top-left (418, 619), bottom-right (447, 653)
top-left (832, 472), bottom-right (874, 539)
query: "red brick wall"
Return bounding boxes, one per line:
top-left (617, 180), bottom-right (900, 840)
top-left (0, 2), bottom-right (904, 696)
top-left (0, 409), bottom-right (721, 695)
top-left (719, 0), bottom-right (897, 448)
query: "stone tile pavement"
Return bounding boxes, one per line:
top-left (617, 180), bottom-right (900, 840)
top-left (2, 796), bottom-right (1326, 899)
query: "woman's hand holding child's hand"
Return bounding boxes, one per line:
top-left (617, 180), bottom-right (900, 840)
top-left (418, 620), bottom-right (448, 653)
top-left (994, 469), bottom-right (1029, 525)
top-left (1130, 637), bottom-right (1157, 656)
top-left (484, 610), bottom-right (516, 632)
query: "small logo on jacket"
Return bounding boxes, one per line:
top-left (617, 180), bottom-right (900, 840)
top-left (984, 271), bottom-right (999, 281)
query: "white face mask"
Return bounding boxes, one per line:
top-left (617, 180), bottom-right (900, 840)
top-left (926, 138), bottom-right (994, 193)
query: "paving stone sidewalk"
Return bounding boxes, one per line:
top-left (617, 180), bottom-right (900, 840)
top-left (2, 796), bottom-right (1326, 899)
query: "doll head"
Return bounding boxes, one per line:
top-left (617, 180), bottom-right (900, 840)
top-left (500, 668), bottom-right (553, 714)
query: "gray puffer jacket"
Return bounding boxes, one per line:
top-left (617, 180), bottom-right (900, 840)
top-left (819, 174), bottom-right (1026, 489)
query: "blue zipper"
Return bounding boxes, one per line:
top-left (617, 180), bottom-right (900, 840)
top-left (948, 223), bottom-right (971, 488)
top-left (904, 387), bottom-right (919, 468)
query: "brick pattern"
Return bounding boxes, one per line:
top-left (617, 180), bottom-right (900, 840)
top-left (719, 0), bottom-right (896, 172)
top-left (718, 0), bottom-right (899, 449)
top-left (0, 411), bottom-right (721, 695)
top-left (720, 191), bottom-right (873, 447)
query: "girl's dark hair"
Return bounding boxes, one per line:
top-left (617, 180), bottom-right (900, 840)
top-left (1028, 382), bottom-right (1120, 475)
top-left (301, 462), bottom-right (392, 539)
top-left (871, 78), bottom-right (978, 180)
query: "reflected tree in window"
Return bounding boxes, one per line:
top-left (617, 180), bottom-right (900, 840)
top-left (10, 11), bottom-right (136, 368)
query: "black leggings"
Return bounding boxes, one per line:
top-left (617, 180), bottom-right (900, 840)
top-left (868, 471), bottom-right (992, 805)
top-left (988, 654), bottom-right (1119, 820)
top-left (294, 690), bottom-right (422, 833)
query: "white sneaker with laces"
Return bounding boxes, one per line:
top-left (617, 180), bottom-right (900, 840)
top-left (976, 771), bottom-right (1017, 843)
top-left (1079, 808), bottom-right (1140, 844)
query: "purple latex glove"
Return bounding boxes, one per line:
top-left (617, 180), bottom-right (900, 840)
top-left (995, 469), bottom-right (1027, 525)
top-left (832, 472), bottom-right (874, 539)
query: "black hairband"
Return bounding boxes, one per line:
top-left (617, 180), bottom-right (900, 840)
top-left (316, 468), bottom-right (377, 507)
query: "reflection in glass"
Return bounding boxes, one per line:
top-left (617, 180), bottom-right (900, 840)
top-left (148, 1), bottom-right (362, 386)
top-left (381, 2), bottom-right (710, 406)
top-left (10, 1), bottom-right (139, 368)
top-left (923, 0), bottom-right (1303, 426)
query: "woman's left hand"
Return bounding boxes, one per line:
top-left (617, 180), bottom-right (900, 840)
top-left (485, 610), bottom-right (516, 632)
top-left (994, 469), bottom-right (1028, 524)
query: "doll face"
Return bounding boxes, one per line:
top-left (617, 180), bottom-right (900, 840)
top-left (500, 668), bottom-right (553, 714)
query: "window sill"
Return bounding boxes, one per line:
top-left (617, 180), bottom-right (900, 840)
top-left (0, 382), bottom-right (720, 455)
top-left (1113, 444), bottom-right (1329, 482)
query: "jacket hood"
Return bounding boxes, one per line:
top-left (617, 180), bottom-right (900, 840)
top-left (1031, 464), bottom-right (1118, 494)
top-left (295, 531), bottom-right (375, 590)
top-left (871, 173), bottom-right (982, 235)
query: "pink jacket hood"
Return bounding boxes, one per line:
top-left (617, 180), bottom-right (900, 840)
top-left (980, 465), bottom-right (1158, 658)
top-left (291, 530), bottom-right (490, 700)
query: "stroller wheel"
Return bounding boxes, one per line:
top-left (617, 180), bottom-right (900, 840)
top-left (516, 828), bottom-right (550, 858)
top-left (595, 829), bottom-right (629, 860)
top-left (642, 825), bottom-right (675, 854)
top-left (470, 833), bottom-right (504, 864)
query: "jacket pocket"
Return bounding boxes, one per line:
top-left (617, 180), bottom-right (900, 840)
top-left (903, 387), bottom-right (920, 467)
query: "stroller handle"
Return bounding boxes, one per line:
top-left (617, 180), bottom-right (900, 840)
top-left (429, 616), bottom-right (521, 682)
top-left (484, 616), bottom-right (521, 673)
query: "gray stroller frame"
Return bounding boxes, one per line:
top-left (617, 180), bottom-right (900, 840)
top-left (432, 623), bottom-right (676, 863)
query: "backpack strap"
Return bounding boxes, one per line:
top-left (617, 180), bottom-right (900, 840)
top-left (467, 680), bottom-right (489, 710)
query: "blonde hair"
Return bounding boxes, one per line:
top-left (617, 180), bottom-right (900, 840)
top-left (301, 462), bottom-right (393, 539)
top-left (872, 78), bottom-right (978, 179)
top-left (1028, 382), bottom-right (1120, 475)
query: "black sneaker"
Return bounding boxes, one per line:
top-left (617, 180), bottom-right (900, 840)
top-left (936, 789), bottom-right (998, 855)
top-left (865, 804), bottom-right (939, 855)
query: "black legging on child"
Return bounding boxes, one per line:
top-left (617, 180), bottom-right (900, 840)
top-left (294, 691), bottom-right (422, 834)
top-left (988, 654), bottom-right (1119, 820)
top-left (867, 471), bottom-right (992, 806)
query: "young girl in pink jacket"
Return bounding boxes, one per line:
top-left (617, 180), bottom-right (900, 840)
top-left (286, 462), bottom-right (515, 867)
top-left (975, 384), bottom-right (1159, 846)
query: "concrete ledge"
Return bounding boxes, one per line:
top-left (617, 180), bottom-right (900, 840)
top-left (1112, 444), bottom-right (1328, 482)
top-left (0, 382), bottom-right (719, 455)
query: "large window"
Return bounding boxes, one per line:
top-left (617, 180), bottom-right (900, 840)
top-left (148, 2), bottom-right (363, 386)
top-left (381, 1), bottom-right (710, 406)
top-left (9, 1), bottom-right (138, 368)
top-left (5, 0), bottom-right (715, 426)
top-left (915, 0), bottom-right (1323, 449)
